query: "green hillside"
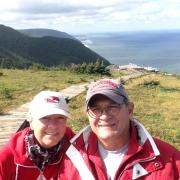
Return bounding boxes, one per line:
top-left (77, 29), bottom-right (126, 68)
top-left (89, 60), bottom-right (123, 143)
top-left (0, 25), bottom-right (110, 68)
top-left (19, 28), bottom-right (78, 41)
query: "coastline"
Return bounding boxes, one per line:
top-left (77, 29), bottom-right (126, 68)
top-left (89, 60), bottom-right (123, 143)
top-left (107, 63), bottom-right (180, 76)
top-left (76, 31), bottom-right (180, 75)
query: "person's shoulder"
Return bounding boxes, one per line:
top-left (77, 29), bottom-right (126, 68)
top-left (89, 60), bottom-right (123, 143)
top-left (65, 126), bottom-right (75, 140)
top-left (0, 142), bottom-right (19, 178)
top-left (69, 125), bottom-right (93, 149)
top-left (0, 143), bottom-right (13, 163)
top-left (0, 128), bottom-right (29, 163)
top-left (154, 138), bottom-right (180, 156)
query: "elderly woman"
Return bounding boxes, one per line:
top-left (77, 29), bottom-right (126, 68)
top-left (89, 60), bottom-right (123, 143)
top-left (0, 91), bottom-right (74, 180)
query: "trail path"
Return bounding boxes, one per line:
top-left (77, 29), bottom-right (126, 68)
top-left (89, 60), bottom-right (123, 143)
top-left (0, 72), bottom-right (144, 147)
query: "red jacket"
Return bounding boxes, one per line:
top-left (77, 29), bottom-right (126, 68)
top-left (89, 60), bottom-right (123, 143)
top-left (59, 119), bottom-right (180, 180)
top-left (0, 127), bottom-right (74, 180)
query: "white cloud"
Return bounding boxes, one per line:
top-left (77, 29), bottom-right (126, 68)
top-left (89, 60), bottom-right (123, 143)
top-left (136, 2), bottom-right (162, 14)
top-left (0, 0), bottom-right (22, 12)
top-left (110, 12), bottom-right (131, 21)
top-left (1, 0), bottom-right (180, 33)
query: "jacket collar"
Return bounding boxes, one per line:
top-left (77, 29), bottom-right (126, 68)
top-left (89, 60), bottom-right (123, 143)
top-left (132, 118), bottom-right (160, 156)
top-left (70, 118), bottom-right (160, 158)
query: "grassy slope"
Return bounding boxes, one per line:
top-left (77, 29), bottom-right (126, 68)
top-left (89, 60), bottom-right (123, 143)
top-left (0, 69), bottom-right (179, 149)
top-left (0, 69), bottom-right (102, 112)
top-left (127, 74), bottom-right (180, 149)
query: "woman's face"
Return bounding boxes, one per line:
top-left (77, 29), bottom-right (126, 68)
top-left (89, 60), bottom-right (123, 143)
top-left (30, 114), bottom-right (67, 148)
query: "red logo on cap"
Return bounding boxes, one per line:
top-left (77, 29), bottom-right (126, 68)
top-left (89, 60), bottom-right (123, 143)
top-left (90, 79), bottom-right (118, 92)
top-left (47, 96), bottom-right (60, 103)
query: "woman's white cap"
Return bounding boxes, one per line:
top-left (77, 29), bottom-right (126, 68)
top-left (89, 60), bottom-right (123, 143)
top-left (28, 90), bottom-right (70, 120)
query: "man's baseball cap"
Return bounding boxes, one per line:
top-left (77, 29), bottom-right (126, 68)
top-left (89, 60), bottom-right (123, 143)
top-left (86, 79), bottom-right (129, 107)
top-left (28, 90), bottom-right (70, 120)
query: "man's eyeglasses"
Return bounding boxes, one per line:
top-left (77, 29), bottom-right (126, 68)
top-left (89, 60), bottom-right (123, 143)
top-left (87, 104), bottom-right (123, 118)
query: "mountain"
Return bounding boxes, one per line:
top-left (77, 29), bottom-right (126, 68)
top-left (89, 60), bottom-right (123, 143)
top-left (0, 25), bottom-right (110, 68)
top-left (18, 28), bottom-right (79, 41)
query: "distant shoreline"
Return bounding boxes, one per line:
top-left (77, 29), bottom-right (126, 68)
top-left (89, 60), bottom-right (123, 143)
top-left (77, 31), bottom-right (180, 74)
top-left (108, 63), bottom-right (180, 76)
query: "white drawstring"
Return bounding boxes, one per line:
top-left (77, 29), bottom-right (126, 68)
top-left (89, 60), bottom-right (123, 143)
top-left (15, 164), bottom-right (19, 180)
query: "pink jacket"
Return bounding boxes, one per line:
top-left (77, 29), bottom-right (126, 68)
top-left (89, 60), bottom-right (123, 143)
top-left (0, 127), bottom-right (74, 180)
top-left (59, 119), bottom-right (180, 180)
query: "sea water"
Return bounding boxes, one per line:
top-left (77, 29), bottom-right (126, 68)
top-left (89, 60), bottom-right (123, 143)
top-left (76, 30), bottom-right (180, 74)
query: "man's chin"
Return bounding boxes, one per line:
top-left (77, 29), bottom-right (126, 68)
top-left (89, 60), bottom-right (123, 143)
top-left (98, 131), bottom-right (116, 141)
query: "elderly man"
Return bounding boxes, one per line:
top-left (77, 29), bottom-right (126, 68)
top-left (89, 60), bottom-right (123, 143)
top-left (59, 79), bottom-right (180, 180)
top-left (0, 90), bottom-right (74, 180)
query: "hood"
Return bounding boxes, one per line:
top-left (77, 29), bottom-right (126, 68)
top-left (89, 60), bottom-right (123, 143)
top-left (9, 128), bottom-right (33, 165)
top-left (9, 126), bottom-right (74, 165)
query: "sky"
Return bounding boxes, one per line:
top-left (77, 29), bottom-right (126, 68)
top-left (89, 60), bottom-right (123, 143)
top-left (1, 0), bottom-right (180, 34)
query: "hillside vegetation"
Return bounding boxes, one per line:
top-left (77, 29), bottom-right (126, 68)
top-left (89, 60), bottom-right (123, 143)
top-left (0, 25), bottom-right (110, 68)
top-left (0, 68), bottom-right (107, 113)
top-left (19, 28), bottom-right (78, 41)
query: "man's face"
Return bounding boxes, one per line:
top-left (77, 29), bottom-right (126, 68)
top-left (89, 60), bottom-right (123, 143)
top-left (30, 114), bottom-right (67, 148)
top-left (87, 95), bottom-right (133, 148)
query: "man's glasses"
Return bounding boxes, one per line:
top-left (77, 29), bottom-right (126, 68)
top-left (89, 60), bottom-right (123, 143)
top-left (87, 104), bottom-right (123, 118)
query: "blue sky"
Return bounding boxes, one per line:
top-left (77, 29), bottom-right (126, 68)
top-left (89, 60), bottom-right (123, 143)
top-left (1, 0), bottom-right (180, 34)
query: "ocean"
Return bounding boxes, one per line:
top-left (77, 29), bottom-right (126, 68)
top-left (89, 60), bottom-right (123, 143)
top-left (76, 30), bottom-right (180, 74)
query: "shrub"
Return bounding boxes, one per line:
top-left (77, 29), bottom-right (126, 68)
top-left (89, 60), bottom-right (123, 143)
top-left (0, 72), bottom-right (3, 76)
top-left (69, 59), bottom-right (111, 76)
top-left (50, 65), bottom-right (68, 71)
top-left (141, 80), bottom-right (160, 87)
top-left (28, 63), bottom-right (49, 71)
top-left (0, 87), bottom-right (13, 99)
